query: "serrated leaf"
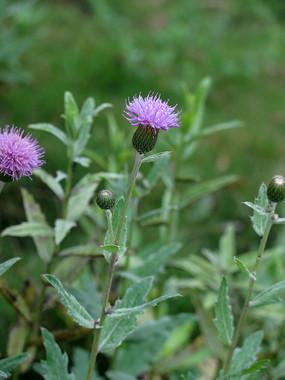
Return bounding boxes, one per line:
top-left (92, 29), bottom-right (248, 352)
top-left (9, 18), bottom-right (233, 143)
top-left (0, 258), bottom-right (21, 277)
top-left (2, 222), bottom-right (54, 238)
top-left (214, 277), bottom-right (234, 346)
top-left (21, 189), bottom-right (54, 262)
top-left (249, 184), bottom-right (270, 236)
top-left (34, 169), bottom-right (64, 200)
top-left (142, 151), bottom-right (171, 164)
top-left (36, 328), bottom-right (75, 380)
top-left (251, 280), bottom-right (285, 307)
top-left (0, 354), bottom-right (28, 377)
top-left (229, 331), bottom-right (263, 377)
top-left (29, 123), bottom-right (68, 145)
top-left (99, 277), bottom-right (153, 353)
top-left (43, 274), bottom-right (94, 329)
top-left (179, 175), bottom-right (238, 209)
top-left (54, 219), bottom-right (76, 245)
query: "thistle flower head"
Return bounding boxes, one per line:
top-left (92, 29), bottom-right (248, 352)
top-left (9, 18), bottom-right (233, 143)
top-left (267, 175), bottom-right (285, 203)
top-left (0, 126), bottom-right (44, 181)
top-left (124, 93), bottom-right (180, 131)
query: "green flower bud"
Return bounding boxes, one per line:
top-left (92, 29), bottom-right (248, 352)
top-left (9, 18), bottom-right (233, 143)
top-left (96, 189), bottom-right (115, 210)
top-left (267, 175), bottom-right (285, 203)
top-left (132, 125), bottom-right (158, 154)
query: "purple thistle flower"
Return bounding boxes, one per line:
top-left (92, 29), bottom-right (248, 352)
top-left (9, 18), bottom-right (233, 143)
top-left (0, 127), bottom-right (44, 180)
top-left (124, 93), bottom-right (180, 131)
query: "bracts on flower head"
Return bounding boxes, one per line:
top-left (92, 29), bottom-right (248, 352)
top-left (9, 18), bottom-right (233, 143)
top-left (267, 175), bottom-right (285, 203)
top-left (0, 126), bottom-right (44, 182)
top-left (96, 189), bottom-right (116, 210)
top-left (124, 93), bottom-right (180, 154)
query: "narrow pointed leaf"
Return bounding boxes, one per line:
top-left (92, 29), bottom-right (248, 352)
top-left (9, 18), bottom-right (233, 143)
top-left (34, 169), bottom-right (64, 200)
top-left (251, 280), bottom-right (285, 307)
top-left (54, 219), bottom-right (76, 245)
top-left (214, 277), bottom-right (234, 346)
top-left (43, 274), bottom-right (94, 329)
top-left (0, 258), bottom-right (21, 277)
top-left (29, 123), bottom-right (68, 145)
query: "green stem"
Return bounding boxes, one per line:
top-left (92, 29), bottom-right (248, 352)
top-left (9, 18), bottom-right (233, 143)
top-left (63, 160), bottom-right (73, 218)
top-left (223, 204), bottom-right (276, 376)
top-left (85, 152), bottom-right (143, 380)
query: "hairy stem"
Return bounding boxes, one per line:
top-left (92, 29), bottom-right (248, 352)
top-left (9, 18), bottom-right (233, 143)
top-left (85, 152), bottom-right (143, 380)
top-left (223, 204), bottom-right (276, 376)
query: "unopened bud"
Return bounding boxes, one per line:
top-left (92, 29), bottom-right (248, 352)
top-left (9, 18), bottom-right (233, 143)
top-left (132, 125), bottom-right (158, 154)
top-left (96, 189), bottom-right (115, 210)
top-left (267, 175), bottom-right (285, 203)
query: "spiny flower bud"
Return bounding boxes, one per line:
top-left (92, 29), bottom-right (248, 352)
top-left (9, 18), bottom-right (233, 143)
top-left (267, 175), bottom-right (285, 203)
top-left (96, 189), bottom-right (115, 210)
top-left (132, 125), bottom-right (158, 154)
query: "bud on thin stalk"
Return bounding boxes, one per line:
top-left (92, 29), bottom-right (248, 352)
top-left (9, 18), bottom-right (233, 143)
top-left (267, 175), bottom-right (285, 203)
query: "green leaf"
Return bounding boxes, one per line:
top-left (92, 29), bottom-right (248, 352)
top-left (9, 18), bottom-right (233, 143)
top-left (54, 219), bottom-right (76, 245)
top-left (43, 274), bottom-right (94, 329)
top-left (0, 258), bottom-right (21, 277)
top-left (0, 370), bottom-right (8, 379)
top-left (37, 328), bottom-right (75, 380)
top-left (214, 277), bottom-right (234, 346)
top-left (107, 372), bottom-right (136, 380)
top-left (233, 257), bottom-right (255, 279)
top-left (34, 169), bottom-right (64, 200)
top-left (109, 292), bottom-right (179, 318)
top-left (229, 331), bottom-right (263, 377)
top-left (179, 175), bottom-right (238, 209)
top-left (66, 176), bottom-right (97, 222)
top-left (134, 242), bottom-right (182, 277)
top-left (248, 183), bottom-right (270, 237)
top-left (251, 280), bottom-right (285, 307)
top-left (243, 202), bottom-right (267, 216)
top-left (64, 91), bottom-right (79, 135)
top-left (59, 244), bottom-right (100, 257)
top-left (219, 225), bottom-right (236, 270)
top-left (29, 123), bottom-right (68, 145)
top-left (142, 151), bottom-right (171, 164)
top-left (0, 354), bottom-right (28, 377)
top-left (21, 189), bottom-right (54, 262)
top-left (2, 222), bottom-right (54, 238)
top-left (241, 359), bottom-right (269, 377)
top-left (99, 277), bottom-right (153, 353)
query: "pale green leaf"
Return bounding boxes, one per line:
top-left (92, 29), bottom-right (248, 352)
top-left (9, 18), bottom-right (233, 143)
top-left (0, 354), bottom-right (28, 377)
top-left (251, 280), bottom-right (285, 307)
top-left (142, 151), bottom-right (171, 164)
top-left (34, 169), bottom-right (64, 200)
top-left (54, 219), bottom-right (76, 245)
top-left (107, 372), bottom-right (136, 380)
top-left (0, 258), bottom-right (21, 277)
top-left (29, 123), bottom-right (68, 145)
top-left (21, 189), bottom-right (54, 262)
top-left (99, 277), bottom-right (153, 353)
top-left (43, 274), bottom-right (94, 329)
top-left (109, 292), bottom-right (179, 318)
top-left (214, 277), bottom-right (234, 346)
top-left (249, 183), bottom-right (270, 236)
top-left (64, 91), bottom-right (79, 135)
top-left (229, 331), bottom-right (263, 377)
top-left (66, 177), bottom-right (97, 222)
top-left (37, 328), bottom-right (75, 380)
top-left (234, 257), bottom-right (255, 279)
top-left (219, 225), bottom-right (236, 270)
top-left (201, 120), bottom-right (242, 137)
top-left (59, 244), bottom-right (100, 257)
top-left (134, 242), bottom-right (182, 277)
top-left (179, 175), bottom-right (238, 209)
top-left (2, 222), bottom-right (54, 238)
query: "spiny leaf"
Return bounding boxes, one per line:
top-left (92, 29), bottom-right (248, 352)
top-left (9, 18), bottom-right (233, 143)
top-left (0, 353), bottom-right (28, 377)
top-left (43, 274), bottom-right (94, 329)
top-left (248, 183), bottom-right (270, 236)
top-left (214, 277), bottom-right (234, 346)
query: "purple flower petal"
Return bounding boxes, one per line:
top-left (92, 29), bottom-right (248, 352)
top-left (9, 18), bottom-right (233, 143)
top-left (0, 126), bottom-right (44, 180)
top-left (124, 93), bottom-right (180, 131)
